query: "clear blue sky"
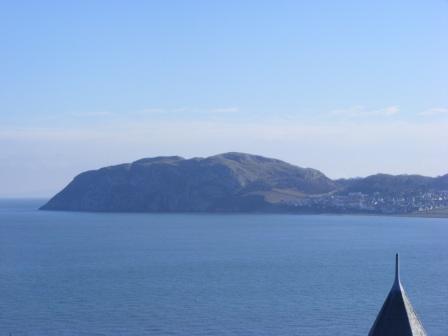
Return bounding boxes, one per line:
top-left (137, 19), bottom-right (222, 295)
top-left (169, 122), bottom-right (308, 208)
top-left (1, 0), bottom-right (447, 197)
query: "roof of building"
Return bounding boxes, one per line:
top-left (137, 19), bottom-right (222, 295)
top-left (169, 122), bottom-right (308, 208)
top-left (368, 254), bottom-right (427, 336)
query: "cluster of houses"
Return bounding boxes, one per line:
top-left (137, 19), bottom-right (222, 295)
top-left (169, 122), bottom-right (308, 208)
top-left (283, 191), bottom-right (448, 214)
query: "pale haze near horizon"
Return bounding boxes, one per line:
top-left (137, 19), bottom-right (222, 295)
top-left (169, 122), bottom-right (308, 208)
top-left (0, 1), bottom-right (447, 197)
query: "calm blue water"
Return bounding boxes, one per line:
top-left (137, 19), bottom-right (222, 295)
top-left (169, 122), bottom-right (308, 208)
top-left (1, 199), bottom-right (447, 336)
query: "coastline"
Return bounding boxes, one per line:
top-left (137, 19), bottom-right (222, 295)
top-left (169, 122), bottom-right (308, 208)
top-left (3, 198), bottom-right (448, 219)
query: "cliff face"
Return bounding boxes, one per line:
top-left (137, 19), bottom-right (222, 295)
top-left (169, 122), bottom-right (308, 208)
top-left (41, 153), bottom-right (337, 212)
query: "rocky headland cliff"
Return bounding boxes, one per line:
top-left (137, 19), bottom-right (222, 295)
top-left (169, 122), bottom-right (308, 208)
top-left (41, 152), bottom-right (448, 215)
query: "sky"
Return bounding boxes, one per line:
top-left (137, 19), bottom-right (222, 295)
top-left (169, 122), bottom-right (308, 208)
top-left (0, 0), bottom-right (447, 197)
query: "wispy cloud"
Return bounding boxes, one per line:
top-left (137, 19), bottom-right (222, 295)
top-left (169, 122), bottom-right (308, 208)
top-left (418, 107), bottom-right (448, 117)
top-left (208, 107), bottom-right (239, 113)
top-left (138, 108), bottom-right (166, 114)
top-left (330, 105), bottom-right (400, 118)
top-left (70, 111), bottom-right (111, 117)
top-left (138, 106), bottom-right (240, 115)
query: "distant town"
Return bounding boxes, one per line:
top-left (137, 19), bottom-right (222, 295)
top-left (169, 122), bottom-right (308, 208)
top-left (283, 190), bottom-right (448, 215)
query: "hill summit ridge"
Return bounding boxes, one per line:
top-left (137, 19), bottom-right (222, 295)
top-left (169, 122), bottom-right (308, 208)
top-left (41, 152), bottom-right (448, 214)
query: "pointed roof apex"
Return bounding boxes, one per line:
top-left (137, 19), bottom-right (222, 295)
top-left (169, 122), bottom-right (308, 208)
top-left (394, 253), bottom-right (400, 287)
top-left (368, 254), bottom-right (427, 336)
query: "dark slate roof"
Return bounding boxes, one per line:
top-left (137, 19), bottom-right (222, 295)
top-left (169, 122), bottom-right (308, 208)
top-left (368, 254), bottom-right (427, 336)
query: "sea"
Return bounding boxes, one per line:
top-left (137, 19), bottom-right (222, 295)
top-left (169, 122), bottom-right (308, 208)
top-left (1, 199), bottom-right (447, 336)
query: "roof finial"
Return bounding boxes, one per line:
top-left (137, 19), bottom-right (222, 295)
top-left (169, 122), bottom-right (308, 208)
top-left (394, 253), bottom-right (400, 286)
